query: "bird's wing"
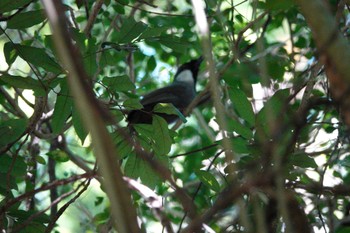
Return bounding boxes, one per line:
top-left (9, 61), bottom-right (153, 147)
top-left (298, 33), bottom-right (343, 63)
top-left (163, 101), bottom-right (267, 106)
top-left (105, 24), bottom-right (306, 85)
top-left (140, 85), bottom-right (187, 108)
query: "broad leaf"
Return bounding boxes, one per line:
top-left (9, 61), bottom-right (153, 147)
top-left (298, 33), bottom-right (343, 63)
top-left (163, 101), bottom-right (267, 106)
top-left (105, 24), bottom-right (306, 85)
top-left (229, 87), bottom-right (255, 127)
top-left (102, 75), bottom-right (135, 92)
top-left (46, 150), bottom-right (69, 162)
top-left (0, 118), bottom-right (27, 148)
top-left (51, 82), bottom-right (73, 134)
top-left (124, 153), bottom-right (164, 189)
top-left (123, 98), bottom-right (143, 110)
top-left (7, 10), bottom-right (46, 29)
top-left (0, 73), bottom-right (46, 96)
top-left (226, 118), bottom-right (253, 139)
top-left (152, 115), bottom-right (172, 156)
top-left (0, 0), bottom-right (33, 13)
top-left (195, 170), bottom-right (221, 192)
top-left (115, 17), bottom-right (148, 43)
top-left (72, 106), bottom-right (88, 144)
top-left (153, 103), bottom-right (187, 123)
top-left (13, 44), bottom-right (62, 74)
top-left (0, 154), bottom-right (27, 178)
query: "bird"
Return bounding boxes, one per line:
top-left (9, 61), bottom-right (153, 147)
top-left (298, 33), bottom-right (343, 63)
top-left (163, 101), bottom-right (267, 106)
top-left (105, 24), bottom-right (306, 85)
top-left (127, 56), bottom-right (203, 125)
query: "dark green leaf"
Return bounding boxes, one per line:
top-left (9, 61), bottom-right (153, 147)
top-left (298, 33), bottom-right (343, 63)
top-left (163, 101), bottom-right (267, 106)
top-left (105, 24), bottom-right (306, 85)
top-left (13, 44), bottom-right (62, 74)
top-left (231, 137), bottom-right (250, 154)
top-left (289, 152), bottom-right (318, 168)
top-left (226, 118), bottom-right (253, 139)
top-left (0, 74), bottom-right (46, 96)
top-left (195, 170), bottom-right (221, 192)
top-left (0, 172), bottom-right (17, 191)
top-left (0, 118), bottom-right (27, 148)
top-left (7, 10), bottom-right (46, 29)
top-left (114, 132), bottom-right (133, 159)
top-left (134, 124), bottom-right (154, 138)
top-left (0, 154), bottom-right (27, 178)
top-left (4, 42), bottom-right (18, 65)
top-left (336, 226), bottom-right (350, 233)
top-left (123, 98), bottom-right (143, 110)
top-left (157, 36), bottom-right (190, 53)
top-left (256, 89), bottom-right (290, 140)
top-left (46, 149), bottom-right (69, 162)
top-left (124, 153), bottom-right (163, 189)
top-left (115, 17), bottom-right (148, 43)
top-left (51, 82), bottom-right (73, 134)
top-left (102, 75), bottom-right (135, 92)
top-left (9, 209), bottom-right (50, 223)
top-left (229, 87), bottom-right (255, 127)
top-left (152, 115), bottom-right (172, 156)
top-left (266, 0), bottom-right (295, 11)
top-left (72, 106), bottom-right (88, 145)
top-left (35, 155), bottom-right (46, 165)
top-left (0, 0), bottom-right (32, 13)
top-left (153, 103), bottom-right (187, 123)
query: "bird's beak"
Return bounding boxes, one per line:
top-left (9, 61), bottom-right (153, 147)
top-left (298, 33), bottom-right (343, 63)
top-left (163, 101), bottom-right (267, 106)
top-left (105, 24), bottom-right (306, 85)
top-left (197, 56), bottom-right (204, 65)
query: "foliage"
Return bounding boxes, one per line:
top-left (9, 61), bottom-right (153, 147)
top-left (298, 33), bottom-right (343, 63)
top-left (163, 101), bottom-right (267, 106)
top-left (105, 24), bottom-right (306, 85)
top-left (0, 0), bottom-right (350, 232)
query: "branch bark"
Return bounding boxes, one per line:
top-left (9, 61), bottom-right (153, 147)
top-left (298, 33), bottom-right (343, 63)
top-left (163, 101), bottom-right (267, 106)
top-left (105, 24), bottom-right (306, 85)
top-left (40, 1), bottom-right (140, 232)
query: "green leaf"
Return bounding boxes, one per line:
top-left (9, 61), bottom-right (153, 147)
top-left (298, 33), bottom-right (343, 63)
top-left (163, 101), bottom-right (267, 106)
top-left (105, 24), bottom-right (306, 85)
top-left (0, 0), bottom-right (33, 13)
top-left (0, 172), bottom-right (18, 191)
top-left (4, 42), bottom-right (18, 65)
top-left (336, 226), bottom-right (350, 233)
top-left (72, 106), bottom-right (88, 145)
top-left (134, 124), bottom-right (154, 138)
top-left (158, 36), bottom-right (190, 54)
top-left (152, 115), bottom-right (172, 156)
top-left (231, 137), bottom-right (250, 154)
top-left (113, 132), bottom-right (133, 159)
top-left (0, 118), bottom-right (27, 148)
top-left (153, 103), bottom-right (187, 123)
top-left (115, 17), bottom-right (148, 43)
top-left (46, 149), bottom-right (69, 162)
top-left (266, 0), bottom-right (295, 11)
top-left (0, 74), bottom-right (46, 96)
top-left (226, 118), bottom-right (253, 139)
top-left (7, 10), bottom-right (45, 29)
top-left (289, 152), bottom-right (317, 169)
top-left (195, 170), bottom-right (221, 192)
top-left (123, 98), bottom-right (143, 110)
top-left (229, 87), bottom-right (255, 127)
top-left (35, 155), bottom-right (46, 165)
top-left (256, 89), bottom-right (290, 140)
top-left (0, 154), bottom-right (27, 178)
top-left (51, 82), bottom-right (73, 134)
top-left (9, 209), bottom-right (50, 223)
top-left (138, 26), bottom-right (168, 40)
top-left (13, 44), bottom-right (62, 74)
top-left (102, 75), bottom-right (135, 92)
top-left (124, 153), bottom-right (163, 189)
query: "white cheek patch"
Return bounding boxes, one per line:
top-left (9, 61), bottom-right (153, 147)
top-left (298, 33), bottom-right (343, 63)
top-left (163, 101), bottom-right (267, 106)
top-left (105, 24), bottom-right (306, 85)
top-left (175, 70), bottom-right (194, 84)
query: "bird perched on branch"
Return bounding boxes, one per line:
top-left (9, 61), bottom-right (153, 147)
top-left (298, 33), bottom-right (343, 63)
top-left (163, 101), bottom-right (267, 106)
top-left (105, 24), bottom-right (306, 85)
top-left (127, 57), bottom-right (203, 125)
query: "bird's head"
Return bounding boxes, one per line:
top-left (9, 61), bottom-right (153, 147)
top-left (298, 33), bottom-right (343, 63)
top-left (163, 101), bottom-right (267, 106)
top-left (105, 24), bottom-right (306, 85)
top-left (173, 56), bottom-right (203, 85)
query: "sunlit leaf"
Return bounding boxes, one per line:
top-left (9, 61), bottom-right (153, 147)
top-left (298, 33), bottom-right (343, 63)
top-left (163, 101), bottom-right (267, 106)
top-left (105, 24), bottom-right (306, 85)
top-left (195, 170), bottom-right (221, 192)
top-left (46, 149), bottom-right (69, 162)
